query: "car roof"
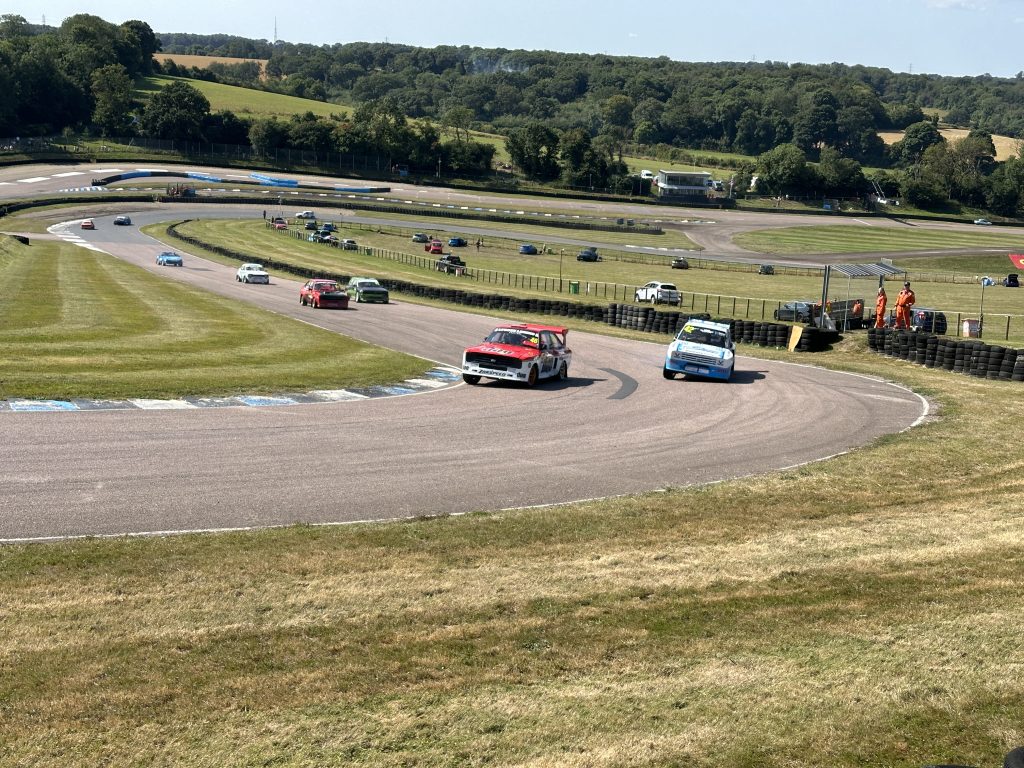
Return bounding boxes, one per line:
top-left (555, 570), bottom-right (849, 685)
top-left (501, 323), bottom-right (569, 335)
top-left (682, 319), bottom-right (731, 333)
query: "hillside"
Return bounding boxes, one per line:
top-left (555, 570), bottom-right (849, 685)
top-left (136, 75), bottom-right (349, 119)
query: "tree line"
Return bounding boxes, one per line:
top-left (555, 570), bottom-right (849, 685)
top-left (2, 17), bottom-right (1024, 213)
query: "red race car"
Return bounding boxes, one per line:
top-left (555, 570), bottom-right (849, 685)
top-left (461, 323), bottom-right (571, 386)
top-left (300, 279), bottom-right (350, 309)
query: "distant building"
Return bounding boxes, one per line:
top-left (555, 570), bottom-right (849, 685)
top-left (656, 170), bottom-right (712, 198)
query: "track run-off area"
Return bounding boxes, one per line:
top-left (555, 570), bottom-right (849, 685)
top-left (0, 164), bottom-right (928, 542)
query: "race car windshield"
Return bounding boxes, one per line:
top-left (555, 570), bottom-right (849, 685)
top-left (678, 328), bottom-right (728, 347)
top-left (486, 330), bottom-right (538, 347)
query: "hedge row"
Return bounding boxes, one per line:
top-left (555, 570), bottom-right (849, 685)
top-left (867, 327), bottom-right (1024, 381)
top-left (166, 222), bottom-right (831, 352)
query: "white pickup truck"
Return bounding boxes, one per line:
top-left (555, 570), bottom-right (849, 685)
top-left (635, 281), bottom-right (682, 305)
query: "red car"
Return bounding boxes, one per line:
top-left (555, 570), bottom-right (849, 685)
top-left (80, 218), bottom-right (95, 230)
top-left (300, 279), bottom-right (350, 309)
top-left (273, 221), bottom-right (288, 230)
top-left (425, 239), bottom-right (444, 254)
top-left (461, 323), bottom-right (572, 386)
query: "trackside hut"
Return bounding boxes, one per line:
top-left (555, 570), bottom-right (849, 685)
top-left (656, 170), bottom-right (712, 200)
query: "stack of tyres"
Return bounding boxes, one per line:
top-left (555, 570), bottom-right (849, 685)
top-left (607, 302), bottom-right (618, 325)
top-left (953, 340), bottom-right (967, 373)
top-left (921, 335), bottom-right (937, 368)
top-left (866, 327), bottom-right (878, 351)
top-left (987, 346), bottom-right (1006, 379)
top-left (898, 331), bottom-right (913, 361)
top-left (968, 343), bottom-right (988, 377)
top-left (756, 322), bottom-right (769, 346)
top-left (741, 320), bottom-right (755, 344)
top-left (918, 334), bottom-right (933, 366)
top-left (942, 339), bottom-right (957, 370)
top-left (1012, 351), bottom-right (1024, 382)
top-left (999, 348), bottom-right (1017, 380)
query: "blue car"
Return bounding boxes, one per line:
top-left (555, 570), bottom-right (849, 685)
top-left (448, 237), bottom-right (467, 247)
top-left (156, 251), bottom-right (183, 267)
top-left (519, 243), bottom-right (538, 255)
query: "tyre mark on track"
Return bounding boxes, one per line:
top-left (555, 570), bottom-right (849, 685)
top-left (600, 368), bottom-right (638, 400)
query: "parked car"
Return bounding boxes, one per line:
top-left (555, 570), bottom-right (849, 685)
top-left (773, 300), bottom-right (816, 323)
top-left (156, 251), bottom-right (183, 267)
top-left (271, 217), bottom-right (286, 225)
top-left (1004, 273), bottom-right (1020, 288)
top-left (273, 221), bottom-right (288, 230)
top-left (340, 238), bottom-right (358, 250)
top-left (300, 279), bottom-right (349, 309)
top-left (911, 308), bottom-right (947, 334)
top-left (308, 232), bottom-right (335, 243)
top-left (319, 222), bottom-right (337, 232)
top-left (425, 240), bottom-right (445, 254)
top-left (462, 323), bottom-right (572, 386)
top-left (295, 210), bottom-right (316, 219)
top-left (974, 218), bottom-right (992, 225)
top-left (518, 243), bottom-right (538, 255)
top-left (80, 218), bottom-right (95, 230)
top-left (448, 237), bottom-right (468, 247)
top-left (436, 254), bottom-right (466, 274)
top-left (346, 277), bottom-right (389, 303)
top-left (639, 170), bottom-right (655, 180)
top-left (663, 319), bottom-right (735, 382)
top-left (113, 215), bottom-right (132, 226)
top-left (577, 248), bottom-right (601, 262)
top-left (236, 263), bottom-right (270, 284)
top-left (303, 220), bottom-right (318, 230)
top-left (758, 264), bottom-right (775, 275)
top-left (411, 232), bottom-right (429, 243)
top-left (671, 257), bottom-right (690, 269)
top-left (635, 281), bottom-right (682, 305)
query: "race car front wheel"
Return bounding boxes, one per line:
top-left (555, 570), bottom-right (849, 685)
top-left (462, 374), bottom-right (481, 385)
top-left (526, 366), bottom-right (538, 387)
top-left (558, 362), bottom-right (568, 381)
top-left (663, 367), bottom-right (676, 380)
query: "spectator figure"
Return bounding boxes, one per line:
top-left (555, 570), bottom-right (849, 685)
top-left (475, 238), bottom-right (481, 250)
top-left (895, 282), bottom-right (915, 329)
top-left (262, 210), bottom-right (266, 220)
top-left (874, 287), bottom-right (887, 328)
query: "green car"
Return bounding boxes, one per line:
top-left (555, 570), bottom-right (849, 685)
top-left (346, 277), bottom-right (389, 304)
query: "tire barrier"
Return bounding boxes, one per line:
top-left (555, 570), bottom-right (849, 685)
top-left (166, 222), bottom-right (831, 352)
top-left (867, 327), bottom-right (1024, 384)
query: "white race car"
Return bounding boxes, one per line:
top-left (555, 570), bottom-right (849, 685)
top-left (663, 319), bottom-right (735, 381)
top-left (236, 263), bottom-right (270, 284)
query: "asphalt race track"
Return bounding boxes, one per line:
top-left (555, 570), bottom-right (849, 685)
top-left (0, 166), bottom-right (929, 542)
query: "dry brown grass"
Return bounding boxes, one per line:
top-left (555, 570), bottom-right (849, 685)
top-left (2, 339), bottom-right (1023, 766)
top-left (878, 128), bottom-right (1021, 161)
top-left (155, 53), bottom-right (268, 79)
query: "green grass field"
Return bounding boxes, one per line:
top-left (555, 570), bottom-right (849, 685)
top-left (2, 337), bottom-right (1022, 767)
top-left (137, 76), bottom-right (351, 120)
top-left (0, 235), bottom-right (428, 400)
top-left (735, 223), bottom-right (1024, 255)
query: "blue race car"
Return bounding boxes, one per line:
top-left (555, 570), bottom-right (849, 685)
top-left (156, 251), bottom-right (183, 267)
top-left (519, 243), bottom-right (538, 255)
top-left (663, 319), bottom-right (735, 381)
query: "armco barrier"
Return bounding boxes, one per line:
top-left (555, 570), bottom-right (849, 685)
top-left (867, 327), bottom-right (1024, 382)
top-left (166, 221), bottom-right (831, 353)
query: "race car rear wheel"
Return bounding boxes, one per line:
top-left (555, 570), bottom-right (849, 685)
top-left (663, 367), bottom-right (676, 380)
top-left (526, 366), bottom-right (539, 387)
top-left (558, 362), bottom-right (568, 380)
top-left (462, 374), bottom-right (481, 385)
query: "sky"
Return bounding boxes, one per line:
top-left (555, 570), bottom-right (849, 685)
top-left (7, 0), bottom-right (1024, 78)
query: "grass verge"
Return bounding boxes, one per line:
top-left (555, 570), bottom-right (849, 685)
top-left (1, 338), bottom-right (1022, 767)
top-left (734, 223), bottom-right (1024, 255)
top-left (0, 236), bottom-right (429, 400)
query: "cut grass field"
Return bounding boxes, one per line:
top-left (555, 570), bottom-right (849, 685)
top-left (734, 223), bottom-right (1024, 255)
top-left (879, 127), bottom-right (1021, 162)
top-left (137, 75), bottom-right (351, 120)
top-left (2, 337), bottom-right (1023, 767)
top-left (0, 236), bottom-right (429, 400)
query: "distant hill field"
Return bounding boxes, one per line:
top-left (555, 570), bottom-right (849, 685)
top-left (879, 127), bottom-right (1020, 160)
top-left (155, 53), bottom-right (267, 76)
top-left (137, 75), bottom-right (350, 119)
